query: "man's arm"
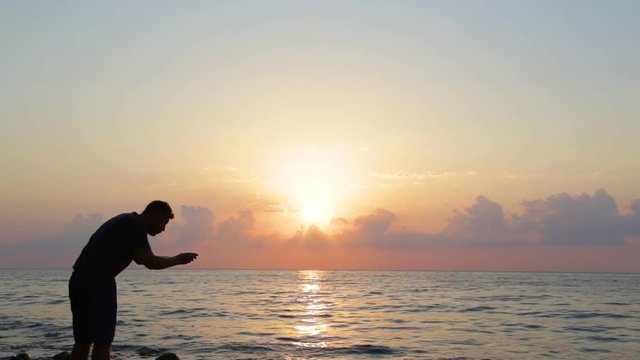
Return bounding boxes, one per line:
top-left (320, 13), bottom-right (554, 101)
top-left (133, 247), bottom-right (198, 270)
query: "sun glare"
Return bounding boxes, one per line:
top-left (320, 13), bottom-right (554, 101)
top-left (266, 146), bottom-right (359, 227)
top-left (298, 183), bottom-right (334, 224)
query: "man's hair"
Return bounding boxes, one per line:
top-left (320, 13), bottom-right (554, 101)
top-left (142, 200), bottom-right (174, 219)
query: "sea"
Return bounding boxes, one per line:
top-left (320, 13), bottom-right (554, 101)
top-left (1, 269), bottom-right (639, 360)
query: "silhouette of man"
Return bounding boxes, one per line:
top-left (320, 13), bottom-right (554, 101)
top-left (69, 200), bottom-right (198, 360)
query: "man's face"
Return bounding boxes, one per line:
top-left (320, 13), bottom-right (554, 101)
top-left (147, 213), bottom-right (172, 236)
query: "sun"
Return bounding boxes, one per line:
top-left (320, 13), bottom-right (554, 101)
top-left (298, 182), bottom-right (334, 225)
top-left (264, 146), bottom-right (360, 227)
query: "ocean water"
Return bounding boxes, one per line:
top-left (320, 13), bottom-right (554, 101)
top-left (1, 270), bottom-right (639, 360)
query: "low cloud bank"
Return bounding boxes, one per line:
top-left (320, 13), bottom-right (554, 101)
top-left (299, 189), bottom-right (640, 249)
top-left (2, 189), bottom-right (640, 270)
top-left (1, 213), bottom-right (103, 268)
top-left (157, 189), bottom-right (640, 251)
top-left (443, 189), bottom-right (637, 246)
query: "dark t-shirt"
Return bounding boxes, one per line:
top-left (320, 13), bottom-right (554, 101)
top-left (72, 212), bottom-right (151, 283)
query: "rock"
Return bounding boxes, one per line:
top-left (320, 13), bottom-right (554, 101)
top-left (11, 353), bottom-right (30, 360)
top-left (155, 353), bottom-right (180, 360)
top-left (52, 352), bottom-right (71, 360)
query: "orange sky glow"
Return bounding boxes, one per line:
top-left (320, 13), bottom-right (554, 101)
top-left (1, 2), bottom-right (640, 272)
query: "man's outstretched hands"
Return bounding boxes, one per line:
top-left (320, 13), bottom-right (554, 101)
top-left (176, 252), bottom-right (198, 265)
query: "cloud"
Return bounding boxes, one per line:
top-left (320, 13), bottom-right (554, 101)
top-left (520, 189), bottom-right (629, 245)
top-left (334, 189), bottom-right (640, 249)
top-left (288, 225), bottom-right (331, 249)
top-left (59, 213), bottom-right (105, 247)
top-left (444, 196), bottom-right (531, 245)
top-left (370, 172), bottom-right (428, 180)
top-left (214, 210), bottom-right (257, 246)
top-left (338, 208), bottom-right (440, 249)
top-left (354, 208), bottom-right (396, 235)
top-left (627, 200), bottom-right (640, 235)
top-left (169, 205), bottom-right (215, 247)
top-left (1, 213), bottom-right (103, 268)
top-left (441, 189), bottom-right (639, 246)
top-left (330, 217), bottom-right (349, 226)
top-left (165, 207), bottom-right (265, 252)
top-left (370, 171), bottom-right (477, 182)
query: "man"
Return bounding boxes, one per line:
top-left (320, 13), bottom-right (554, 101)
top-left (69, 200), bottom-right (198, 360)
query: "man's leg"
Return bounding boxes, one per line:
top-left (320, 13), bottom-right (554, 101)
top-left (70, 342), bottom-right (91, 360)
top-left (69, 274), bottom-right (92, 360)
top-left (92, 282), bottom-right (116, 360)
top-left (91, 342), bottom-right (111, 360)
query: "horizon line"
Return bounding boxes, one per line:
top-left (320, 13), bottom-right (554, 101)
top-left (1, 267), bottom-right (639, 275)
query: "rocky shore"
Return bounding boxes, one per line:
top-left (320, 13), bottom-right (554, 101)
top-left (1, 352), bottom-right (180, 360)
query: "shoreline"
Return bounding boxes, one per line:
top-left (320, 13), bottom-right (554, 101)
top-left (0, 352), bottom-right (179, 360)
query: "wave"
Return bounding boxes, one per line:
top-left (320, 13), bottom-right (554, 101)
top-left (460, 306), bottom-right (497, 312)
top-left (518, 310), bottom-right (630, 319)
top-left (320, 344), bottom-right (399, 355)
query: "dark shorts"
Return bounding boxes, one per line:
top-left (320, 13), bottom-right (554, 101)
top-left (69, 273), bottom-right (117, 343)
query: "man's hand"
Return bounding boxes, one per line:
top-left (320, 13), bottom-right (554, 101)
top-left (176, 252), bottom-right (198, 264)
top-left (134, 248), bottom-right (198, 269)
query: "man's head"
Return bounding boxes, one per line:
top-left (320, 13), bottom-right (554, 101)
top-left (141, 200), bottom-right (174, 236)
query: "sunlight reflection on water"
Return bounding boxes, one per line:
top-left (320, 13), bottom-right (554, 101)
top-left (294, 270), bottom-right (329, 348)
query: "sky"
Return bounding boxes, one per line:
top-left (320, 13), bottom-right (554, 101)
top-left (1, 1), bottom-right (639, 272)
